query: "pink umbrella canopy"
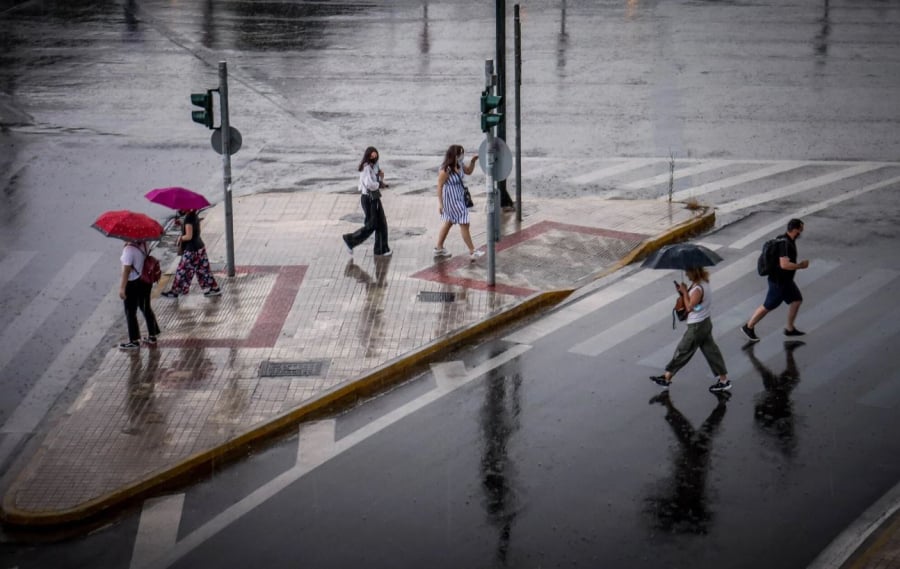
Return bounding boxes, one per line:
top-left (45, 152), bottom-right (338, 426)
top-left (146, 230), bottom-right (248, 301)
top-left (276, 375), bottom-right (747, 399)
top-left (145, 186), bottom-right (211, 211)
top-left (92, 210), bottom-right (164, 242)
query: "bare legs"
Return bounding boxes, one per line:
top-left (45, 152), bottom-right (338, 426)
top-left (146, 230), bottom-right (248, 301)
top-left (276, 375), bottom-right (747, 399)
top-left (435, 221), bottom-right (477, 254)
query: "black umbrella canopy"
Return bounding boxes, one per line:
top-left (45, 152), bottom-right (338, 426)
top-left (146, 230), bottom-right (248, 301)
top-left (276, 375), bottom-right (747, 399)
top-left (641, 243), bottom-right (723, 270)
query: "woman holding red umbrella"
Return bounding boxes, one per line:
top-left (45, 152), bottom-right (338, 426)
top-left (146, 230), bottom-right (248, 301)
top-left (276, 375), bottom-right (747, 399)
top-left (119, 241), bottom-right (161, 350)
top-left (161, 209), bottom-right (221, 299)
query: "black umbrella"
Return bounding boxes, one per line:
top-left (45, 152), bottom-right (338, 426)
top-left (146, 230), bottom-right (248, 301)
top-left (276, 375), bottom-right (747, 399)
top-left (641, 243), bottom-right (723, 270)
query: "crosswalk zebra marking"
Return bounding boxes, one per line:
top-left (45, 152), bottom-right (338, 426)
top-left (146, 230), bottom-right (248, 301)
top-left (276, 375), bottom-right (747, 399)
top-left (637, 260), bottom-right (840, 369)
top-left (0, 250), bottom-right (36, 288)
top-left (729, 174), bottom-right (900, 250)
top-left (131, 494), bottom-right (185, 569)
top-left (717, 163), bottom-right (886, 214)
top-left (667, 161), bottom-right (806, 202)
top-left (566, 158), bottom-right (660, 186)
top-left (623, 160), bottom-right (729, 190)
top-left (569, 250), bottom-right (758, 357)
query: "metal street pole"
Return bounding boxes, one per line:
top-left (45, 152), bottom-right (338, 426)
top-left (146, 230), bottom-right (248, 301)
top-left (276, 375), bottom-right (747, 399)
top-left (218, 61), bottom-right (235, 277)
top-left (495, 0), bottom-right (513, 209)
top-left (485, 60), bottom-right (497, 287)
top-left (514, 4), bottom-right (522, 222)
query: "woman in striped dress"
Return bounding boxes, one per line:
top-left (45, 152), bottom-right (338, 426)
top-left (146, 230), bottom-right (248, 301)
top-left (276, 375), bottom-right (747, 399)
top-left (434, 144), bottom-right (484, 262)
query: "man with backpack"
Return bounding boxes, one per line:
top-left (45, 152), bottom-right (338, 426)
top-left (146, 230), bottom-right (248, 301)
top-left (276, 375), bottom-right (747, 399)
top-left (741, 218), bottom-right (810, 342)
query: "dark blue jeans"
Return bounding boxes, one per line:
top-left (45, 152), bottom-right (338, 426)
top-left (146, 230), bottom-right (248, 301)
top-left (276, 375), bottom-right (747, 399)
top-left (124, 278), bottom-right (160, 342)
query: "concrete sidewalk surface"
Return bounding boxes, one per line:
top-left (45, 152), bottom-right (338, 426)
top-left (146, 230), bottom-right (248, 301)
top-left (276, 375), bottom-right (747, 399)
top-left (1, 191), bottom-right (712, 528)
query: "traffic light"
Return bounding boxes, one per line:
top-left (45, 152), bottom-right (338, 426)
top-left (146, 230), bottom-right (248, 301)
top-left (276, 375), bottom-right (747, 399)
top-left (190, 90), bottom-right (214, 129)
top-left (480, 91), bottom-right (503, 133)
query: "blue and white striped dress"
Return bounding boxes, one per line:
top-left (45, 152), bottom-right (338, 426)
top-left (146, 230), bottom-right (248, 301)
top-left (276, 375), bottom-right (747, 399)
top-left (440, 168), bottom-right (469, 224)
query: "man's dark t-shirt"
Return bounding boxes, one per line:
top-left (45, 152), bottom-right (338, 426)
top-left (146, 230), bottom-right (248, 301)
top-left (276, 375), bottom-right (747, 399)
top-left (772, 233), bottom-right (798, 283)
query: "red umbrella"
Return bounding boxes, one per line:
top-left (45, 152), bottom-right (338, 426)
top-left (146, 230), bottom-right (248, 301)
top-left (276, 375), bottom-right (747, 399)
top-left (145, 186), bottom-right (211, 211)
top-left (92, 210), bottom-right (164, 242)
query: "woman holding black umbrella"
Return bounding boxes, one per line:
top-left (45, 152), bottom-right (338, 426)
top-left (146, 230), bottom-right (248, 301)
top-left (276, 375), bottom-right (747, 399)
top-left (650, 266), bottom-right (731, 393)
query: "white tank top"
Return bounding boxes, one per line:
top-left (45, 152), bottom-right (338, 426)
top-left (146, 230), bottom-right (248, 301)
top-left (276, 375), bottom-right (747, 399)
top-left (686, 282), bottom-right (711, 324)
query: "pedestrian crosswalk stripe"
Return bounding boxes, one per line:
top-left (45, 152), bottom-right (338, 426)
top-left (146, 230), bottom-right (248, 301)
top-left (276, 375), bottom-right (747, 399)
top-left (666, 161), bottom-right (805, 202)
top-left (569, 250), bottom-right (758, 357)
top-left (566, 158), bottom-right (659, 186)
top-left (637, 260), bottom-right (840, 369)
top-left (0, 250), bottom-right (36, 288)
top-left (717, 163), bottom-right (885, 214)
top-left (623, 160), bottom-right (729, 190)
top-left (131, 494), bottom-right (185, 569)
top-left (0, 251), bottom-right (102, 375)
top-left (728, 268), bottom-right (899, 390)
top-left (729, 174), bottom-right (900, 250)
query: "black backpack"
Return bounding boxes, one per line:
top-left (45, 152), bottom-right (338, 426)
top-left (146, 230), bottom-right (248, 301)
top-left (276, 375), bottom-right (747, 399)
top-left (757, 236), bottom-right (786, 277)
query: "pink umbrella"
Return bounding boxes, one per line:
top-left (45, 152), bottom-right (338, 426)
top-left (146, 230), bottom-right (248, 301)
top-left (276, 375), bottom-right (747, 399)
top-left (145, 186), bottom-right (211, 211)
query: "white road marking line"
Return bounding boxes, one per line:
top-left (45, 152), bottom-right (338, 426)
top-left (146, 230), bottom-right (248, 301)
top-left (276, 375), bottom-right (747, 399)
top-left (667, 161), bottom-right (805, 202)
top-left (566, 158), bottom-right (660, 185)
top-left (0, 250), bottom-right (36, 288)
top-left (623, 160), bottom-right (728, 190)
top-left (296, 420), bottom-right (336, 468)
top-left (569, 251), bottom-right (758, 357)
top-left (0, 251), bottom-right (102, 374)
top-left (0, 285), bottom-right (121, 468)
top-left (130, 494), bottom-right (185, 569)
top-left (637, 260), bottom-right (840, 369)
top-left (717, 163), bottom-right (885, 214)
top-left (145, 344), bottom-right (532, 569)
top-left (729, 174), bottom-right (900, 250)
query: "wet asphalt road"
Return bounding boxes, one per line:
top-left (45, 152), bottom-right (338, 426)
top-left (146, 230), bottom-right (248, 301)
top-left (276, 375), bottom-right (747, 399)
top-left (1, 0), bottom-right (900, 566)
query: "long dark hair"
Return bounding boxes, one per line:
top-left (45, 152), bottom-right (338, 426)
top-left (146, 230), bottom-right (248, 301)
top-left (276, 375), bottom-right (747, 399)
top-left (358, 146), bottom-right (379, 172)
top-left (440, 144), bottom-right (464, 172)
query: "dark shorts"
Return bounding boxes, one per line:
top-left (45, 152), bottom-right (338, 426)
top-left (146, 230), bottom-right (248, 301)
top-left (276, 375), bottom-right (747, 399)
top-left (764, 279), bottom-right (803, 310)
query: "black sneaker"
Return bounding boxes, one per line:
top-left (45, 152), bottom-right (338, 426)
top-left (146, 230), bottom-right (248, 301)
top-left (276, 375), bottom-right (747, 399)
top-left (118, 341), bottom-right (140, 351)
top-left (741, 324), bottom-right (759, 342)
top-left (161, 291), bottom-right (178, 299)
top-left (709, 379), bottom-right (732, 392)
top-left (784, 328), bottom-right (806, 337)
top-left (650, 375), bottom-right (672, 389)
top-left (204, 288), bottom-right (222, 297)
top-left (143, 336), bottom-right (158, 345)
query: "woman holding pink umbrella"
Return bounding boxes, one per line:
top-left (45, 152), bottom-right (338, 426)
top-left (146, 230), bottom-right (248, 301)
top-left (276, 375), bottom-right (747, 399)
top-left (144, 187), bottom-right (222, 299)
top-left (161, 208), bottom-right (221, 298)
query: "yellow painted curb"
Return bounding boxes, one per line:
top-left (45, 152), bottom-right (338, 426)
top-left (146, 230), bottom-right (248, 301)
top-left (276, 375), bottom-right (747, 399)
top-left (0, 289), bottom-right (572, 528)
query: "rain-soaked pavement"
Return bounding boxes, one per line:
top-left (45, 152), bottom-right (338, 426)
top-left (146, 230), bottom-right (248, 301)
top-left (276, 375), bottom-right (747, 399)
top-left (2, 0), bottom-right (900, 567)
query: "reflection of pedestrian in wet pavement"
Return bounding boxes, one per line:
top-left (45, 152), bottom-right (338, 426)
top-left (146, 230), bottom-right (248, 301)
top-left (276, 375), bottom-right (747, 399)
top-left (344, 257), bottom-right (390, 358)
top-left (342, 146), bottom-right (391, 257)
top-left (745, 341), bottom-right (804, 458)
top-left (123, 347), bottom-right (161, 435)
top-left (434, 144), bottom-right (485, 262)
top-left (645, 390), bottom-right (730, 534)
top-left (480, 370), bottom-right (522, 564)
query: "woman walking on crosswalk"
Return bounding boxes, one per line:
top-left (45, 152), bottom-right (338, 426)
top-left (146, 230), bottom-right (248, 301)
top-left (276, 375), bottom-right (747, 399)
top-left (650, 266), bottom-right (731, 393)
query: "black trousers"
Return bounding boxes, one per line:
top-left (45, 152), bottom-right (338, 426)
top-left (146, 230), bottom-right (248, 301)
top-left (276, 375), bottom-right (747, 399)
top-left (124, 278), bottom-right (161, 342)
top-left (344, 194), bottom-right (389, 254)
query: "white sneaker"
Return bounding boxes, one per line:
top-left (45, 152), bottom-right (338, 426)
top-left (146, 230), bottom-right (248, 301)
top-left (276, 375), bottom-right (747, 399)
top-left (433, 247), bottom-right (452, 258)
top-left (470, 249), bottom-right (485, 262)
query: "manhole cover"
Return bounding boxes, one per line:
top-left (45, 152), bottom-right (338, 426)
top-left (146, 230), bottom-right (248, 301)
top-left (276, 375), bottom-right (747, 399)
top-left (417, 291), bottom-right (456, 303)
top-left (259, 360), bottom-right (328, 378)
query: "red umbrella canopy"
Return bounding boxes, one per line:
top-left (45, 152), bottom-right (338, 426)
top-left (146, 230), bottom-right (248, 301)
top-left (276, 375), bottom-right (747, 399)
top-left (92, 210), bottom-right (164, 241)
top-left (145, 186), bottom-right (211, 211)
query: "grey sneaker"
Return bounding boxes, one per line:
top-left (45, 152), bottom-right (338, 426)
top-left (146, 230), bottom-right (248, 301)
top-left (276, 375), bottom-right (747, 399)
top-left (741, 324), bottom-right (760, 342)
top-left (118, 341), bottom-right (140, 351)
top-left (470, 249), bottom-right (485, 262)
top-left (709, 379), bottom-right (732, 392)
top-left (204, 288), bottom-right (222, 297)
top-left (433, 247), bottom-right (452, 258)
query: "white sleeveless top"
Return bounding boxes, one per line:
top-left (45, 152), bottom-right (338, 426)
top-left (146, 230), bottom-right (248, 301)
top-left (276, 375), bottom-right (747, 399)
top-left (686, 282), bottom-right (711, 324)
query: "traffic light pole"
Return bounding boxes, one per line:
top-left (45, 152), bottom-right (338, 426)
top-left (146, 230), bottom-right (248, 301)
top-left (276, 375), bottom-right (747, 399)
top-left (485, 60), bottom-right (497, 287)
top-left (218, 61), bottom-right (236, 277)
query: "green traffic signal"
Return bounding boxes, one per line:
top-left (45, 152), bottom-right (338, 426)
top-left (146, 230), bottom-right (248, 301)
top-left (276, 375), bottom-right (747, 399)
top-left (190, 90), bottom-right (214, 129)
top-left (480, 91), bottom-right (504, 133)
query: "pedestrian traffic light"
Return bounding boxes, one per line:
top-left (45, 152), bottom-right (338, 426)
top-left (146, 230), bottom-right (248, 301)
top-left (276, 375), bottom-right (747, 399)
top-left (190, 90), bottom-right (214, 129)
top-left (480, 91), bottom-right (503, 133)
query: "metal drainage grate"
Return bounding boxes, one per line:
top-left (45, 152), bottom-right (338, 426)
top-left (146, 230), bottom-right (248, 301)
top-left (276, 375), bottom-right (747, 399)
top-left (259, 360), bottom-right (327, 378)
top-left (417, 291), bottom-right (456, 303)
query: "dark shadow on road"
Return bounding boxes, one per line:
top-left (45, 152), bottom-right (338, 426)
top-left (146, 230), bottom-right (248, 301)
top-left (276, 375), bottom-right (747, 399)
top-left (745, 341), bottom-right (804, 459)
